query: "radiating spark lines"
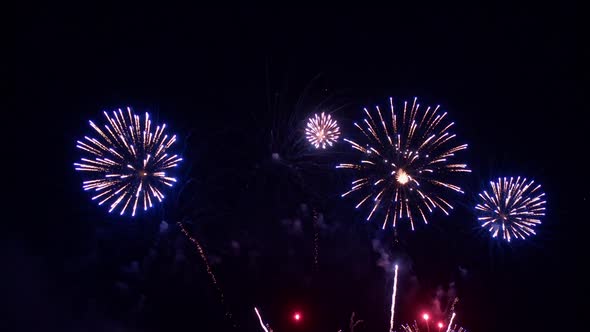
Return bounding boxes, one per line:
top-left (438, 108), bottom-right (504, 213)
top-left (305, 112), bottom-right (340, 149)
top-left (475, 176), bottom-right (546, 242)
top-left (74, 108), bottom-right (182, 216)
top-left (337, 98), bottom-right (470, 230)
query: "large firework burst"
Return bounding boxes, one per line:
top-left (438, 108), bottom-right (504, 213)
top-left (74, 107), bottom-right (182, 216)
top-left (337, 97), bottom-right (470, 230)
top-left (305, 112), bottom-right (340, 149)
top-left (475, 176), bottom-right (546, 242)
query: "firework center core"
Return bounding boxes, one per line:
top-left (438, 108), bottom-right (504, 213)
top-left (396, 169), bottom-right (409, 185)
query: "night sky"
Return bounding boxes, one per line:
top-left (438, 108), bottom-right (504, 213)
top-left (12, 2), bottom-right (581, 332)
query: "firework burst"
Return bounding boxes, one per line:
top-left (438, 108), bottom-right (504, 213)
top-left (305, 112), bottom-right (340, 149)
top-left (74, 107), bottom-right (182, 216)
top-left (398, 323), bottom-right (467, 332)
top-left (337, 97), bottom-right (470, 230)
top-left (475, 176), bottom-right (546, 242)
top-left (397, 314), bottom-right (466, 332)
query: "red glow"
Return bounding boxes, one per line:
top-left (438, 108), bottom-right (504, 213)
top-left (422, 313), bottom-right (430, 321)
top-left (293, 312), bottom-right (301, 321)
top-left (438, 322), bottom-right (444, 329)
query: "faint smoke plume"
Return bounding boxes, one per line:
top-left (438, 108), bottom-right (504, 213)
top-left (431, 281), bottom-right (457, 318)
top-left (159, 220), bottom-right (169, 233)
top-left (458, 266), bottom-right (468, 278)
top-left (372, 237), bottom-right (394, 272)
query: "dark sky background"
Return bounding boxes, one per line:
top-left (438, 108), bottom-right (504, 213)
top-left (12, 2), bottom-right (582, 332)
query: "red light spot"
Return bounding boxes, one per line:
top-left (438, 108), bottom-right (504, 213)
top-left (422, 313), bottom-right (430, 321)
top-left (293, 312), bottom-right (301, 321)
top-left (438, 322), bottom-right (444, 329)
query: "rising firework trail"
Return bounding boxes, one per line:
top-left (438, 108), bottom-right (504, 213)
top-left (178, 221), bottom-right (234, 323)
top-left (390, 264), bottom-right (399, 332)
top-left (475, 176), bottom-right (546, 242)
top-left (254, 307), bottom-right (270, 332)
top-left (312, 209), bottom-right (320, 270)
top-left (178, 221), bottom-right (219, 286)
top-left (74, 107), bottom-right (182, 216)
top-left (337, 98), bottom-right (470, 230)
top-left (445, 312), bottom-right (456, 332)
top-left (449, 297), bottom-right (458, 314)
top-left (305, 112), bottom-right (340, 149)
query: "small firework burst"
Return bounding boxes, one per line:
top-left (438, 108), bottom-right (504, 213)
top-left (337, 97), bottom-right (470, 230)
top-left (475, 176), bottom-right (546, 242)
top-left (398, 312), bottom-right (466, 332)
top-left (398, 323), bottom-right (467, 332)
top-left (74, 107), bottom-right (182, 216)
top-left (305, 112), bottom-right (340, 149)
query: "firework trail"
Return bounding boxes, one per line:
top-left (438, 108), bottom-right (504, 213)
top-left (448, 298), bottom-right (458, 317)
top-left (445, 312), bottom-right (456, 332)
top-left (178, 221), bottom-right (219, 285)
top-left (177, 221), bottom-right (234, 323)
top-left (475, 176), bottom-right (546, 242)
top-left (312, 209), bottom-right (320, 270)
top-left (305, 112), bottom-right (340, 149)
top-left (337, 98), bottom-right (470, 230)
top-left (450, 298), bottom-right (458, 311)
top-left (74, 108), bottom-right (182, 216)
top-left (254, 307), bottom-right (270, 332)
top-left (390, 264), bottom-right (399, 332)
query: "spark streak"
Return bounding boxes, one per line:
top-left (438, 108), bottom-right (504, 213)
top-left (445, 312), bottom-right (456, 332)
top-left (254, 307), bottom-right (270, 332)
top-left (390, 264), bottom-right (399, 332)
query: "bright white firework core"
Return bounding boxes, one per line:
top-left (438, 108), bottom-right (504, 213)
top-left (396, 169), bottom-right (409, 184)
